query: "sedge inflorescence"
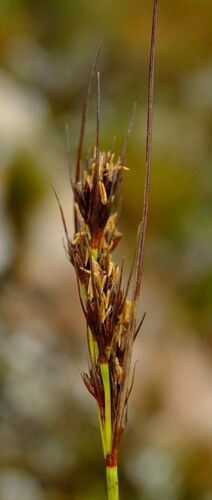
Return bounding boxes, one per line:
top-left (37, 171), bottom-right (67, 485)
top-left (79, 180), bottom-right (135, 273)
top-left (56, 2), bottom-right (158, 495)
top-left (72, 152), bottom-right (130, 401)
top-left (68, 146), bottom-right (135, 463)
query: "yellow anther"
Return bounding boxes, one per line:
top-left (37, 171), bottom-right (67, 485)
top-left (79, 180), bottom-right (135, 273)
top-left (99, 181), bottom-right (107, 204)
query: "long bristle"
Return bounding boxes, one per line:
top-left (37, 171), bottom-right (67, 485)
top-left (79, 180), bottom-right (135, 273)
top-left (112, 0), bottom-right (159, 452)
top-left (75, 43), bottom-right (102, 183)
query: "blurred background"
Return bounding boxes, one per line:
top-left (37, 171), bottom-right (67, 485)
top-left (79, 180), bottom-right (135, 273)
top-left (0, 0), bottom-right (211, 498)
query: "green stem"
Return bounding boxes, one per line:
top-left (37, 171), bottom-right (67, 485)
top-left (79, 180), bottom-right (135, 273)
top-left (85, 260), bottom-right (119, 498)
top-left (87, 329), bottom-right (106, 457)
top-left (100, 361), bottom-right (112, 454)
top-left (100, 362), bottom-right (119, 498)
top-left (106, 465), bottom-right (119, 500)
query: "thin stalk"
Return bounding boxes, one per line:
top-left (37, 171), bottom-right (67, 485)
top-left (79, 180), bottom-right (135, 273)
top-left (100, 361), bottom-right (112, 454)
top-left (106, 465), bottom-right (119, 500)
top-left (100, 361), bottom-right (120, 499)
top-left (87, 327), bottom-right (106, 457)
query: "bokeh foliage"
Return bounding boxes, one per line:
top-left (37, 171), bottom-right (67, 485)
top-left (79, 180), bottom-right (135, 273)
top-left (0, 0), bottom-right (211, 498)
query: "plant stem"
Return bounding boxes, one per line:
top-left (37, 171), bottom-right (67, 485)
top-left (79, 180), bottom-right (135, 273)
top-left (100, 361), bottom-right (112, 454)
top-left (106, 465), bottom-right (119, 500)
top-left (100, 362), bottom-right (119, 498)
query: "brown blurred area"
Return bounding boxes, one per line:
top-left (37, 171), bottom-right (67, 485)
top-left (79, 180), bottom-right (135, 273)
top-left (0, 0), bottom-right (212, 498)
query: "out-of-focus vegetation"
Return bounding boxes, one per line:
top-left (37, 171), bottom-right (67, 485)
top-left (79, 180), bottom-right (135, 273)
top-left (0, 0), bottom-right (211, 499)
